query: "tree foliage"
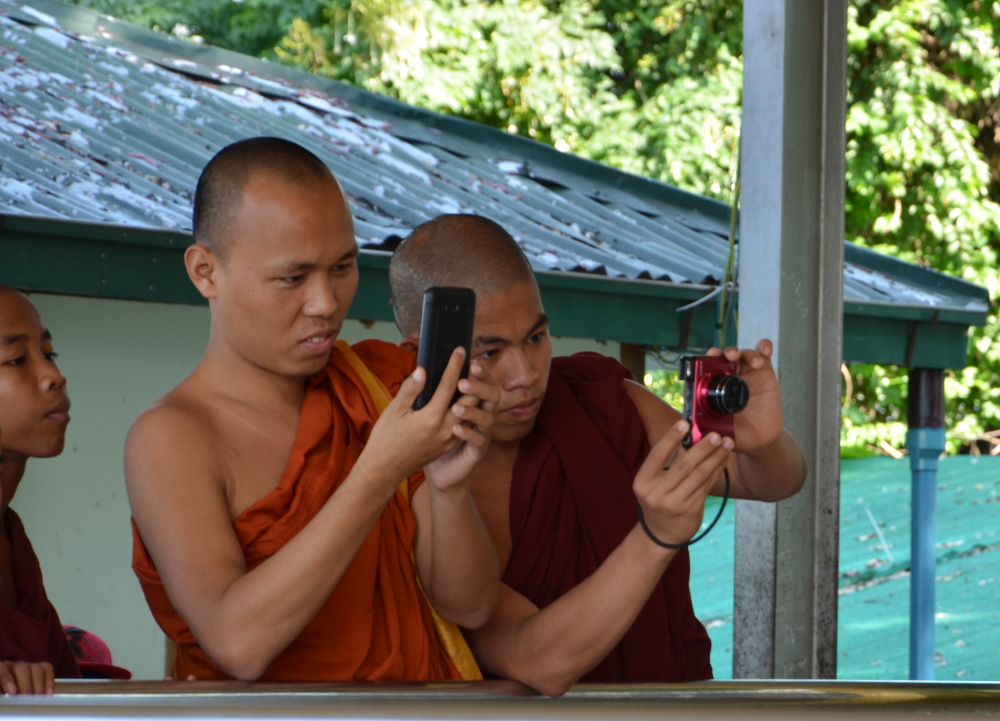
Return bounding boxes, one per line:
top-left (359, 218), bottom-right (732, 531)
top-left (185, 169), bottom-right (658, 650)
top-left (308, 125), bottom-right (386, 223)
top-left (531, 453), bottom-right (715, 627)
top-left (69, 0), bottom-right (1000, 454)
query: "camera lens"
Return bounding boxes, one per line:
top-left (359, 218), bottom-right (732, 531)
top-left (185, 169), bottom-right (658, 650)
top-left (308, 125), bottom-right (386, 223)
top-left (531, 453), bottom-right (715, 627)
top-left (706, 374), bottom-right (749, 415)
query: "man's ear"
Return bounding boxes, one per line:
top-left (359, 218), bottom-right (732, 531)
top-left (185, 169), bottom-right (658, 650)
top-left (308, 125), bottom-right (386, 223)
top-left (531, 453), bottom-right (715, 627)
top-left (399, 335), bottom-right (419, 354)
top-left (185, 244), bottom-right (221, 300)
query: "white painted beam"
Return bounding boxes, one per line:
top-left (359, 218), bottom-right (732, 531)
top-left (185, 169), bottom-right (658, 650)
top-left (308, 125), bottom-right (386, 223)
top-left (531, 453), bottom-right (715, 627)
top-left (734, 0), bottom-right (848, 679)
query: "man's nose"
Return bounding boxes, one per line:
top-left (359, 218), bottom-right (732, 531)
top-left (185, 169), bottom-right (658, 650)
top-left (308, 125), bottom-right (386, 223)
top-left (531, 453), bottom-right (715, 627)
top-left (503, 348), bottom-right (539, 390)
top-left (303, 277), bottom-right (338, 317)
top-left (39, 358), bottom-right (67, 392)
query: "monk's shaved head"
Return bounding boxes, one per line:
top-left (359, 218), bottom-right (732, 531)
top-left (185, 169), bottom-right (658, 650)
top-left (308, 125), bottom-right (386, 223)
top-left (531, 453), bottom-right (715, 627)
top-left (193, 137), bottom-right (336, 259)
top-left (389, 215), bottom-right (536, 336)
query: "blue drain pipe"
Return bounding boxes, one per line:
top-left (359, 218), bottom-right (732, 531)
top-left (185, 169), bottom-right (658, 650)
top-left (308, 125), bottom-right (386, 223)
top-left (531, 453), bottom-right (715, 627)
top-left (905, 369), bottom-right (946, 681)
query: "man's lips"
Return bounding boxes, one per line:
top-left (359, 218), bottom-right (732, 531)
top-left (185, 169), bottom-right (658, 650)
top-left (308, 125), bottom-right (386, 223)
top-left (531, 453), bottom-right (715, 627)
top-left (299, 330), bottom-right (337, 354)
top-left (46, 400), bottom-right (70, 424)
top-left (501, 398), bottom-right (541, 421)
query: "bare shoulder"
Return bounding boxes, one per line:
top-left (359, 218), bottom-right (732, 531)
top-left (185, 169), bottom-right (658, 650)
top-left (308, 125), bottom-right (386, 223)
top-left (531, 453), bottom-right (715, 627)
top-left (124, 384), bottom-right (223, 500)
top-left (622, 380), bottom-right (682, 445)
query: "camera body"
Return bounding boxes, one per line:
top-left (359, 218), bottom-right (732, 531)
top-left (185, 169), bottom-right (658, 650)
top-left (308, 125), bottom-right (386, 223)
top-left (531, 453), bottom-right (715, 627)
top-left (679, 355), bottom-right (750, 448)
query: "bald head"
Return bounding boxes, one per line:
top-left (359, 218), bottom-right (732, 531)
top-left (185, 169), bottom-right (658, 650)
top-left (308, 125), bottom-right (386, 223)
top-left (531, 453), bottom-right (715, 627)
top-left (389, 215), bottom-right (536, 336)
top-left (0, 284), bottom-right (27, 308)
top-left (193, 137), bottom-right (335, 259)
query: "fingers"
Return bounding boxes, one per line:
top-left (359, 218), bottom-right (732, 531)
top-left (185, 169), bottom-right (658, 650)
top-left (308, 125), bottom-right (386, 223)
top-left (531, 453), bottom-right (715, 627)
top-left (635, 421), bottom-right (689, 485)
top-left (739, 345), bottom-right (770, 370)
top-left (28, 662), bottom-right (46, 695)
top-left (452, 403), bottom-right (493, 431)
top-left (0, 663), bottom-right (16, 695)
top-left (705, 346), bottom-right (740, 362)
top-left (11, 662), bottom-right (31, 695)
top-left (41, 662), bottom-right (54, 695)
top-left (707, 341), bottom-right (774, 371)
top-left (425, 347), bottom-right (467, 413)
top-left (396, 366), bottom-right (427, 408)
top-left (654, 432), bottom-right (731, 499)
top-left (457, 364), bottom-right (500, 412)
top-left (451, 422), bottom-right (488, 448)
top-left (672, 436), bottom-right (733, 501)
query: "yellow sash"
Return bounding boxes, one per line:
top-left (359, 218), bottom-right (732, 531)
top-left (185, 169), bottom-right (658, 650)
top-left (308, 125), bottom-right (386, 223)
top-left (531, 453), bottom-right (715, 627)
top-left (335, 340), bottom-right (483, 681)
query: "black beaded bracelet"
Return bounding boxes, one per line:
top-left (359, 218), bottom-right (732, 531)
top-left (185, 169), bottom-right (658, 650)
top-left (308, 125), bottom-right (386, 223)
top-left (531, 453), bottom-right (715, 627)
top-left (637, 469), bottom-right (730, 549)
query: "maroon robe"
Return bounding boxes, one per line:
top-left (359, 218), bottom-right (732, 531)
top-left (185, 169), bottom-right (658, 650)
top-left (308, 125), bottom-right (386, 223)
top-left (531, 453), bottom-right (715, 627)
top-left (0, 509), bottom-right (80, 678)
top-left (503, 353), bottom-right (713, 682)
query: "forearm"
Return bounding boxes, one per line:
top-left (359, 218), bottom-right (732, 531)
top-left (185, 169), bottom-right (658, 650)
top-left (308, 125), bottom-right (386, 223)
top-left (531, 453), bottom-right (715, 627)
top-left (469, 526), bottom-right (675, 696)
top-left (174, 457), bottom-right (400, 679)
top-left (425, 485), bottom-right (499, 628)
top-left (730, 429), bottom-right (807, 501)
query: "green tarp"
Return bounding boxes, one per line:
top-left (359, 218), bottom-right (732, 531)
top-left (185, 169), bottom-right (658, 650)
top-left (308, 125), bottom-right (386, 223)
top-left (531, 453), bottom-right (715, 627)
top-left (687, 455), bottom-right (1000, 680)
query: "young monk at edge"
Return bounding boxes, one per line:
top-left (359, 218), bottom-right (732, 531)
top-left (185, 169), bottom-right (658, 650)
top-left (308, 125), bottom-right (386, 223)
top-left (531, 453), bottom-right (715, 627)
top-left (389, 215), bottom-right (808, 695)
top-left (0, 286), bottom-right (80, 693)
top-left (126, 139), bottom-right (500, 682)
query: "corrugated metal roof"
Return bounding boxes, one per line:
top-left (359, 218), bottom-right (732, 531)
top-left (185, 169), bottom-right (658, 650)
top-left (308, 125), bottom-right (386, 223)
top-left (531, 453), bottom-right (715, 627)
top-left (0, 0), bottom-right (988, 319)
top-left (689, 455), bottom-right (1000, 680)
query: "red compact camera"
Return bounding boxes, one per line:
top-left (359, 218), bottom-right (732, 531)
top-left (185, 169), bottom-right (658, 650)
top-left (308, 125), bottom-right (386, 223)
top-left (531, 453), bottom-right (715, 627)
top-left (679, 356), bottom-right (750, 447)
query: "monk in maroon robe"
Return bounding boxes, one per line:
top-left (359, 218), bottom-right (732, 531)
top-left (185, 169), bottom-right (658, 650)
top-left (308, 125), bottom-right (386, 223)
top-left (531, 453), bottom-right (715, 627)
top-left (0, 503), bottom-right (80, 684)
top-left (0, 286), bottom-right (82, 694)
top-left (390, 215), bottom-right (808, 695)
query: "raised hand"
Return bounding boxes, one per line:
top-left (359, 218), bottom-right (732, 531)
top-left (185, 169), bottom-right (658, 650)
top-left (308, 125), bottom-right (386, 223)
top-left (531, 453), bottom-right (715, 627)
top-left (361, 347), bottom-right (495, 489)
top-left (706, 339), bottom-right (782, 453)
top-left (632, 420), bottom-right (733, 547)
top-left (424, 361), bottom-right (499, 493)
top-left (0, 660), bottom-right (54, 695)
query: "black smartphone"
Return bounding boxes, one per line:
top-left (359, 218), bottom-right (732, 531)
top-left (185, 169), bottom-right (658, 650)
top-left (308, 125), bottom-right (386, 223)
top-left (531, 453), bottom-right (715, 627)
top-left (413, 287), bottom-right (476, 410)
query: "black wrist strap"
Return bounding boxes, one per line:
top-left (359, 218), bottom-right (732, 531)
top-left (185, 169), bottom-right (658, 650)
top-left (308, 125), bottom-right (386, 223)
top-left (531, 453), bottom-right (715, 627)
top-left (637, 469), bottom-right (730, 549)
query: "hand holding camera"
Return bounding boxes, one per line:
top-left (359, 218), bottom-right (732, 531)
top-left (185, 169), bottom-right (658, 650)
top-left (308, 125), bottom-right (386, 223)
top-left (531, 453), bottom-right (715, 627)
top-left (695, 339), bottom-right (782, 454)
top-left (632, 419), bottom-right (734, 548)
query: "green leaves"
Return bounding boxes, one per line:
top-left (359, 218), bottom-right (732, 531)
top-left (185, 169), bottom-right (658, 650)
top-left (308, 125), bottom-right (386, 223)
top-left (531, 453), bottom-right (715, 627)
top-left (70, 0), bottom-right (328, 55)
top-left (842, 1), bottom-right (1000, 454)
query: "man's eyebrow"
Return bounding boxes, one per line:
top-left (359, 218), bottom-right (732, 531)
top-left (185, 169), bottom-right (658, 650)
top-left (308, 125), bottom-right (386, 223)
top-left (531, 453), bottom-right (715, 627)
top-left (528, 314), bottom-right (550, 335)
top-left (42, 329), bottom-right (52, 342)
top-left (473, 315), bottom-right (549, 347)
top-left (274, 248), bottom-right (358, 274)
top-left (473, 334), bottom-right (511, 348)
top-left (274, 260), bottom-right (317, 274)
top-left (1, 333), bottom-right (28, 347)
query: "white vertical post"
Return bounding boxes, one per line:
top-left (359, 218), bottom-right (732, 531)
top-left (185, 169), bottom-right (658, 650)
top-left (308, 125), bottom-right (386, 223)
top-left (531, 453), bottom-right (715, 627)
top-left (734, 0), bottom-right (848, 679)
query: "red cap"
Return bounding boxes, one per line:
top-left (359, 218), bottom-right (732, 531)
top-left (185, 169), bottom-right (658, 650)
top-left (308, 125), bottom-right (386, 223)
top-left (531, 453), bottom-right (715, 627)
top-left (63, 626), bottom-right (132, 680)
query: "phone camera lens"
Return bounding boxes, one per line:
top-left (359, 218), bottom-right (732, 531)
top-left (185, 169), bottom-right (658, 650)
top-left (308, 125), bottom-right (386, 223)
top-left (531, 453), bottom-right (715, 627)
top-left (706, 374), bottom-right (749, 415)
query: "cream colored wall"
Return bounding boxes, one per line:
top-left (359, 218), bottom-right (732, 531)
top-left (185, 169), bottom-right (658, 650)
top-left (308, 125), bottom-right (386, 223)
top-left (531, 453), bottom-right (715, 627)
top-left (10, 293), bottom-right (618, 680)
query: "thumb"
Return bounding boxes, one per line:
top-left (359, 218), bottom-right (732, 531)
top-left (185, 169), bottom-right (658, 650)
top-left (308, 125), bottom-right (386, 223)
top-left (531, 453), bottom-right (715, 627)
top-left (396, 366), bottom-right (427, 409)
top-left (636, 420), bottom-right (688, 487)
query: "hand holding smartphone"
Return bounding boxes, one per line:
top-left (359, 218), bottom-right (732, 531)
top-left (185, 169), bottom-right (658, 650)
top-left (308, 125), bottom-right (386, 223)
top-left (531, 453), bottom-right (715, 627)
top-left (413, 287), bottom-right (476, 410)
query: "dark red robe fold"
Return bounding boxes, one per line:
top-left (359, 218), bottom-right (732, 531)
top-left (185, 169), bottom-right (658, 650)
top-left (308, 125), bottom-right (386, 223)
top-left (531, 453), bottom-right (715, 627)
top-left (503, 353), bottom-right (712, 682)
top-left (0, 509), bottom-right (80, 678)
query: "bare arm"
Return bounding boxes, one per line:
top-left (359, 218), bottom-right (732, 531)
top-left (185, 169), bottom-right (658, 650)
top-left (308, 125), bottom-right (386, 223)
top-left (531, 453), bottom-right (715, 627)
top-left (623, 339), bottom-right (807, 501)
top-left (127, 351), bottom-right (479, 680)
top-left (465, 422), bottom-right (732, 696)
top-left (411, 363), bottom-right (501, 628)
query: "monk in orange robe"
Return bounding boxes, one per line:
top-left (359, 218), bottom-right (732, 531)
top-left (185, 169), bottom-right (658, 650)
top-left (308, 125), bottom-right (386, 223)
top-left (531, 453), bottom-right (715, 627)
top-left (389, 215), bottom-right (808, 695)
top-left (0, 286), bottom-right (81, 693)
top-left (127, 139), bottom-right (499, 682)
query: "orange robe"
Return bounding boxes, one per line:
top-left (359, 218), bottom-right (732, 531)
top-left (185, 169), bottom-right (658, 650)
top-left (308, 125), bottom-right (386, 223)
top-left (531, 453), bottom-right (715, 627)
top-left (132, 340), bottom-right (469, 682)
